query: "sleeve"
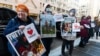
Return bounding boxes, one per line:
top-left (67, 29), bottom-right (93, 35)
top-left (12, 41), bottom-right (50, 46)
top-left (3, 19), bottom-right (19, 35)
top-left (84, 24), bottom-right (90, 28)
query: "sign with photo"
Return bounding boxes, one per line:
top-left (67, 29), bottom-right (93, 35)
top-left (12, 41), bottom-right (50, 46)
top-left (61, 17), bottom-right (77, 39)
top-left (61, 19), bottom-right (72, 37)
top-left (6, 28), bottom-right (45, 56)
top-left (40, 13), bottom-right (56, 38)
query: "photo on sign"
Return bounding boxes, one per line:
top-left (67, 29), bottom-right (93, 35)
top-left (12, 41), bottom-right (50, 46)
top-left (61, 21), bottom-right (72, 36)
top-left (61, 17), bottom-right (77, 40)
top-left (6, 30), bottom-right (46, 56)
top-left (40, 13), bottom-right (56, 38)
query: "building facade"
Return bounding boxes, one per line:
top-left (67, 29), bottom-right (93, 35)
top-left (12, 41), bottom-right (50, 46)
top-left (78, 0), bottom-right (96, 19)
top-left (0, 0), bottom-right (80, 19)
top-left (0, 0), bottom-right (40, 18)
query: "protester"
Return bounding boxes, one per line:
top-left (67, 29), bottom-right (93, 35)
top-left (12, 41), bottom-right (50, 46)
top-left (79, 16), bottom-right (90, 47)
top-left (61, 9), bottom-right (80, 56)
top-left (86, 16), bottom-right (93, 43)
top-left (94, 17), bottom-right (100, 39)
top-left (40, 5), bottom-right (54, 56)
top-left (3, 4), bottom-right (38, 56)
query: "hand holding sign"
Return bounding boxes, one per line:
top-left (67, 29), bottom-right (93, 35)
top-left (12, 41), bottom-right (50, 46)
top-left (19, 25), bottom-right (25, 30)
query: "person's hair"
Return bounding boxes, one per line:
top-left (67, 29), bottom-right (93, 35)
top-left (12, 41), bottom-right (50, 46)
top-left (45, 4), bottom-right (51, 9)
top-left (69, 8), bottom-right (76, 16)
top-left (16, 4), bottom-right (29, 15)
top-left (86, 16), bottom-right (91, 20)
top-left (81, 15), bottom-right (86, 20)
top-left (69, 9), bottom-right (76, 13)
top-left (94, 16), bottom-right (98, 21)
top-left (45, 4), bottom-right (52, 14)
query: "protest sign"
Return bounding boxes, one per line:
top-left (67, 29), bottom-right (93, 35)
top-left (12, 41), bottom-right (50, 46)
top-left (40, 13), bottom-right (56, 38)
top-left (72, 23), bottom-right (80, 32)
top-left (6, 24), bottom-right (46, 56)
top-left (61, 17), bottom-right (77, 40)
top-left (53, 14), bottom-right (64, 22)
top-left (23, 23), bottom-right (39, 43)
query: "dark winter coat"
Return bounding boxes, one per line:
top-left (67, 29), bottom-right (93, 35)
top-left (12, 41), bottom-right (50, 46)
top-left (3, 16), bottom-right (36, 35)
top-left (80, 19), bottom-right (89, 37)
top-left (3, 16), bottom-right (37, 55)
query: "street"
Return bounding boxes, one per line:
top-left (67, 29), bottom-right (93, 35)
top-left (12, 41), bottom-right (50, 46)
top-left (49, 37), bottom-right (100, 56)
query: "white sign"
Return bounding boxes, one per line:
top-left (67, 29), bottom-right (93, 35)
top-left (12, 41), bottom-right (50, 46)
top-left (91, 23), bottom-right (95, 27)
top-left (23, 23), bottom-right (39, 43)
top-left (84, 24), bottom-right (90, 28)
top-left (53, 14), bottom-right (64, 22)
top-left (72, 23), bottom-right (80, 32)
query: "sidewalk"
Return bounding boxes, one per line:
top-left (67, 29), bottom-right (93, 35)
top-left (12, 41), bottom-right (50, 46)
top-left (49, 37), bottom-right (100, 56)
top-left (49, 38), bottom-right (81, 56)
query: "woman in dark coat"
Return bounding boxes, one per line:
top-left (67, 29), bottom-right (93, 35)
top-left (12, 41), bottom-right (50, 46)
top-left (86, 16), bottom-right (94, 43)
top-left (79, 16), bottom-right (89, 47)
top-left (3, 4), bottom-right (38, 56)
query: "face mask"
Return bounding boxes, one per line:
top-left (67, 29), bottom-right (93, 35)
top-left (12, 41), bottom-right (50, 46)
top-left (69, 12), bottom-right (74, 16)
top-left (69, 9), bottom-right (76, 16)
top-left (45, 8), bottom-right (52, 12)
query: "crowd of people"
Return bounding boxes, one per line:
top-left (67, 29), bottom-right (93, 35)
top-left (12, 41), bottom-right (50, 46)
top-left (3, 4), bottom-right (100, 56)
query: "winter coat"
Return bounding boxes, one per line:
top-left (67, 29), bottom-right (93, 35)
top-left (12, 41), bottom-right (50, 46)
top-left (88, 21), bottom-right (94, 37)
top-left (80, 19), bottom-right (89, 37)
top-left (3, 16), bottom-right (37, 55)
top-left (94, 20), bottom-right (100, 32)
top-left (3, 16), bottom-right (36, 35)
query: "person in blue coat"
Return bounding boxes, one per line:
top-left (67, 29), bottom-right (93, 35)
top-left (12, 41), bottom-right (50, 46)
top-left (3, 4), bottom-right (37, 56)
